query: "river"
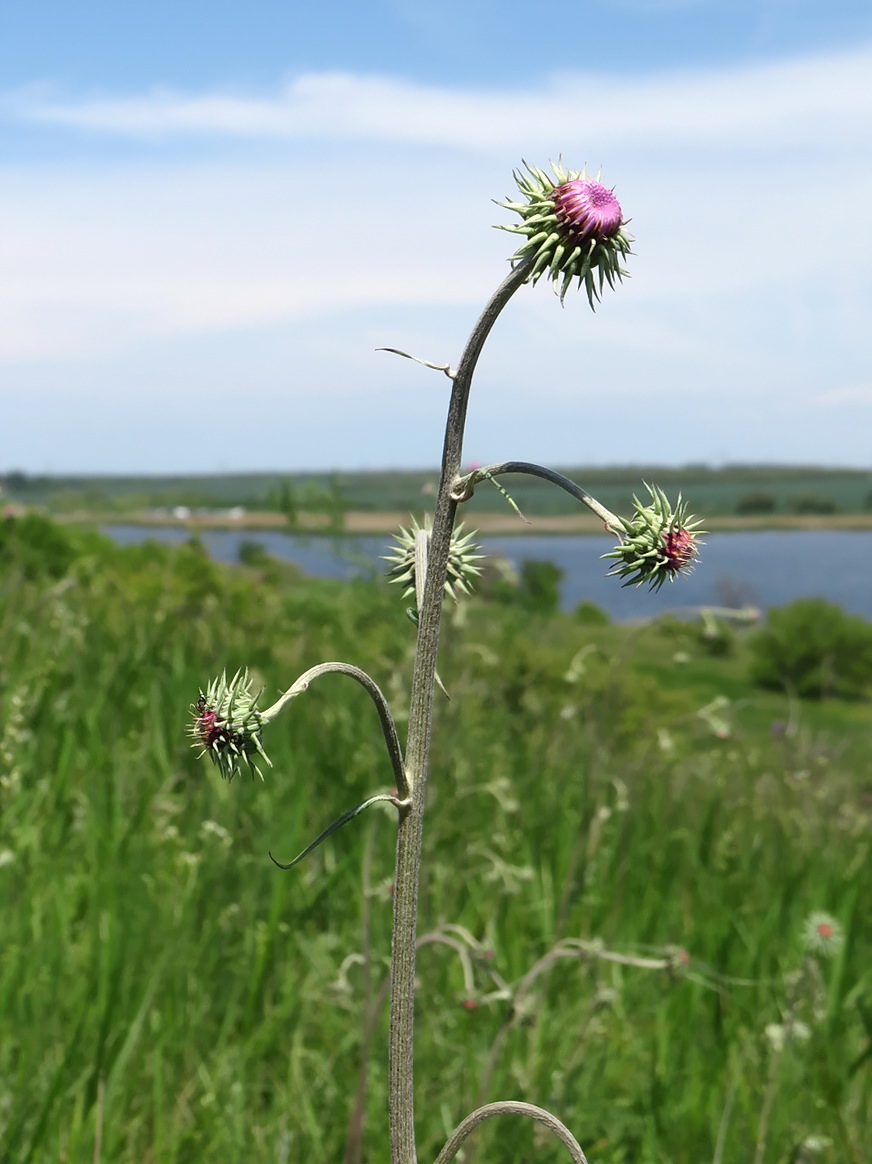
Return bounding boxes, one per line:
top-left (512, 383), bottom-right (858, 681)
top-left (101, 525), bottom-right (872, 621)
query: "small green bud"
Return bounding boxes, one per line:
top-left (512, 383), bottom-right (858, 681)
top-left (384, 516), bottom-right (483, 603)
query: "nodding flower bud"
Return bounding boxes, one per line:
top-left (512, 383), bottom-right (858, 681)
top-left (496, 160), bottom-right (633, 305)
top-left (603, 485), bottom-right (704, 591)
top-left (384, 516), bottom-right (483, 604)
top-left (190, 669), bottom-right (272, 782)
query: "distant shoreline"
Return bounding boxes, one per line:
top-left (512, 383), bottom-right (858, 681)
top-left (53, 509), bottom-right (872, 535)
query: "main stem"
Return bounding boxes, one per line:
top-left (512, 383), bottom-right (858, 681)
top-left (387, 260), bottom-right (532, 1164)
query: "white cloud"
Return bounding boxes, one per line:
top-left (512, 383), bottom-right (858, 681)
top-left (0, 157), bottom-right (502, 362)
top-left (9, 44), bottom-right (872, 151)
top-left (814, 384), bottom-right (872, 406)
top-left (2, 47), bottom-right (872, 470)
top-left (2, 133), bottom-right (869, 367)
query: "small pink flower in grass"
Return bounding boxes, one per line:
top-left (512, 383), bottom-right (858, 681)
top-left (802, 912), bottom-right (843, 958)
top-left (462, 999), bottom-right (478, 1010)
top-left (665, 945), bottom-right (692, 979)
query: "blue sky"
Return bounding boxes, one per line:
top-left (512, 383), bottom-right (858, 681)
top-left (3, 1), bottom-right (872, 474)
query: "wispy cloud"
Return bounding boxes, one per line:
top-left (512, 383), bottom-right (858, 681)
top-left (3, 46), bottom-right (872, 470)
top-left (8, 44), bottom-right (872, 150)
top-left (814, 384), bottom-right (872, 406)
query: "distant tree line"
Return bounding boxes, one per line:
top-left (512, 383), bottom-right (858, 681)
top-left (5, 466), bottom-right (872, 518)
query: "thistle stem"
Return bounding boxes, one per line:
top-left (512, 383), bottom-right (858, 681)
top-left (388, 259), bottom-right (533, 1164)
top-left (452, 460), bottom-right (622, 529)
top-left (433, 1101), bottom-right (589, 1164)
top-left (263, 661), bottom-right (408, 799)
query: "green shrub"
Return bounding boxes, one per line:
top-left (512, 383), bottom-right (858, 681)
top-left (483, 557), bottom-right (564, 614)
top-left (749, 598), bottom-right (872, 698)
top-left (652, 613), bottom-right (696, 641)
top-left (516, 558), bottom-right (563, 614)
top-left (735, 490), bottom-right (776, 515)
top-left (0, 512), bottom-right (82, 579)
top-left (789, 494), bottom-right (836, 515)
top-left (238, 538), bottom-right (272, 566)
top-left (697, 612), bottom-right (734, 657)
top-left (574, 599), bottom-right (610, 625)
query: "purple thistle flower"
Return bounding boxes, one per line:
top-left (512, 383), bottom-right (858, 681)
top-left (496, 161), bottom-right (633, 306)
top-left (552, 178), bottom-right (623, 245)
top-left (662, 526), bottom-right (699, 577)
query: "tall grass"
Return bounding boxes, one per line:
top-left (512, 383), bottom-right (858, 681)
top-left (0, 522), bottom-right (869, 1162)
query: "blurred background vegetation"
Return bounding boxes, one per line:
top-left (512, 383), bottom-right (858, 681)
top-left (4, 464), bottom-right (872, 522)
top-left (0, 514), bottom-right (869, 1163)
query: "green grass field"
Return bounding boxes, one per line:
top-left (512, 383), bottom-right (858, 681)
top-left (0, 517), bottom-right (869, 1163)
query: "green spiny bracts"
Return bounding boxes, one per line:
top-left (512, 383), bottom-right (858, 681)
top-left (496, 160), bottom-right (633, 306)
top-left (384, 515), bottom-right (483, 603)
top-left (190, 669), bottom-right (272, 781)
top-left (604, 485), bottom-right (705, 591)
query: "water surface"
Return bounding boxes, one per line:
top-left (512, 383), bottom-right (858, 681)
top-left (102, 525), bottom-right (872, 621)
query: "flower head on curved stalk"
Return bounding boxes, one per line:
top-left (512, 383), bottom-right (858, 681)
top-left (496, 160), bottom-right (633, 305)
top-left (190, 669), bottom-right (272, 781)
top-left (604, 485), bottom-right (704, 591)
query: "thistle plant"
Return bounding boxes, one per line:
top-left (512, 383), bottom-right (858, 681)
top-left (192, 160), bottom-right (704, 1164)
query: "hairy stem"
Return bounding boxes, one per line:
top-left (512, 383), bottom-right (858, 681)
top-left (432, 1101), bottom-right (589, 1164)
top-left (343, 825), bottom-right (378, 1164)
top-left (263, 661), bottom-right (408, 799)
top-left (388, 260), bottom-right (533, 1164)
top-left (452, 460), bottom-right (622, 529)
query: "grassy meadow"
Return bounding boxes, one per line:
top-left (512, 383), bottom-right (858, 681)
top-left (0, 516), bottom-right (869, 1163)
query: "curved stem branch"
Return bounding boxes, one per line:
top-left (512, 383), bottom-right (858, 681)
top-left (432, 1102), bottom-right (589, 1164)
top-left (263, 661), bottom-right (408, 800)
top-left (415, 931), bottom-right (478, 998)
top-left (452, 460), bottom-right (621, 529)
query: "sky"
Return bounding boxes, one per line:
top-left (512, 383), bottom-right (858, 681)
top-left (2, 1), bottom-right (872, 475)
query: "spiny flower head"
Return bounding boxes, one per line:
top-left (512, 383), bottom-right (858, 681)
top-left (802, 912), bottom-right (844, 958)
top-left (603, 485), bottom-right (704, 591)
top-left (190, 669), bottom-right (272, 782)
top-left (383, 515), bottom-right (483, 603)
top-left (496, 160), bottom-right (633, 306)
